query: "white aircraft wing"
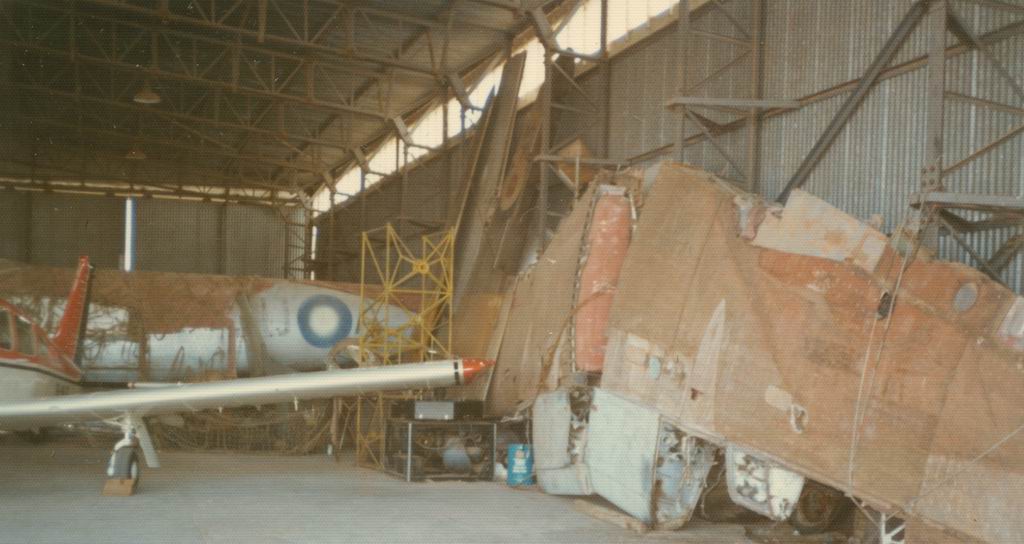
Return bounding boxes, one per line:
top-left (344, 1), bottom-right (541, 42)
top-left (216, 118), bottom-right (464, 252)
top-left (0, 359), bottom-right (485, 431)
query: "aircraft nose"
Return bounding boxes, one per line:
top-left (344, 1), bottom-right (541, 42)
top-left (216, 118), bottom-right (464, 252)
top-left (460, 358), bottom-right (495, 383)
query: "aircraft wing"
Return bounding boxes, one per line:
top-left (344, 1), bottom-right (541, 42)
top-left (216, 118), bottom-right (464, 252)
top-left (0, 358), bottom-right (490, 431)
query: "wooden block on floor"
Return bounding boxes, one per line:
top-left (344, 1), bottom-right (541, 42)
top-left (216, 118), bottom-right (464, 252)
top-left (572, 499), bottom-right (648, 534)
top-left (102, 478), bottom-right (136, 497)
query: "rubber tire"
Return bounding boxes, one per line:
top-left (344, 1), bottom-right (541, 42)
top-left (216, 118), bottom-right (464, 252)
top-left (109, 447), bottom-right (141, 493)
top-left (790, 481), bottom-right (851, 535)
top-left (15, 427), bottom-right (49, 444)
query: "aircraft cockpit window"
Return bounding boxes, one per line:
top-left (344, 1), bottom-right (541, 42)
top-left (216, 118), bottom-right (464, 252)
top-left (15, 317), bottom-right (36, 356)
top-left (0, 310), bottom-right (10, 350)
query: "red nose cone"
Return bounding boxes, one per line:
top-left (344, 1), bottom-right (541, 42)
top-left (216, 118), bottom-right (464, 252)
top-left (460, 358), bottom-right (495, 383)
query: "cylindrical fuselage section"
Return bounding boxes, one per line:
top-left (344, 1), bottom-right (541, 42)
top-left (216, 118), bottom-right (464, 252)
top-left (0, 263), bottom-right (411, 383)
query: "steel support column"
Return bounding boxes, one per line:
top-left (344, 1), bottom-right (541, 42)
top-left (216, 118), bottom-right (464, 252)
top-left (747, 0), bottom-right (764, 192)
top-left (675, 0), bottom-right (692, 162)
top-left (537, 49), bottom-right (553, 244)
top-left (918, 0), bottom-right (948, 248)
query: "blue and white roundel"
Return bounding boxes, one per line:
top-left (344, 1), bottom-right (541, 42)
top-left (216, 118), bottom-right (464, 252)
top-left (297, 295), bottom-right (353, 348)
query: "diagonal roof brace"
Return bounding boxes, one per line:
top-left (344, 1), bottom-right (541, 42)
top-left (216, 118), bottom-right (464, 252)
top-left (392, 117), bottom-right (414, 147)
top-left (446, 73), bottom-right (476, 111)
top-left (529, 6), bottom-right (601, 61)
top-left (529, 7), bottom-right (559, 51)
top-left (352, 148), bottom-right (371, 172)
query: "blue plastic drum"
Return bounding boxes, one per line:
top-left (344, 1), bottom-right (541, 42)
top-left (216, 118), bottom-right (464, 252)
top-left (506, 444), bottom-right (535, 486)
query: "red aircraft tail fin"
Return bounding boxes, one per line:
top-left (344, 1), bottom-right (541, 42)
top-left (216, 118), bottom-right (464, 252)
top-left (53, 256), bottom-right (93, 366)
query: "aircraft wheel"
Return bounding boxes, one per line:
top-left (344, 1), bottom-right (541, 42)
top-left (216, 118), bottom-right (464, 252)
top-left (790, 480), bottom-right (851, 534)
top-left (107, 447), bottom-right (141, 492)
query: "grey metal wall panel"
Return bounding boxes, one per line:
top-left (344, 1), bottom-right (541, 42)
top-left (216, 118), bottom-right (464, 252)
top-left (135, 199), bottom-right (221, 274)
top-left (317, 146), bottom-right (461, 282)
top-left (136, 199), bottom-right (292, 277)
top-left (0, 191), bottom-right (30, 261)
top-left (283, 206), bottom-right (308, 279)
top-left (29, 193), bottom-right (124, 269)
top-left (224, 205), bottom-right (289, 277)
top-left (400, 154), bottom-right (452, 226)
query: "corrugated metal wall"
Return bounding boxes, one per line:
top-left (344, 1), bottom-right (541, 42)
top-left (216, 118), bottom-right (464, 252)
top-left (135, 198), bottom-right (222, 274)
top-left (28, 193), bottom-right (125, 269)
top-left (0, 191), bottom-right (31, 262)
top-left (317, 0), bottom-right (1024, 291)
top-left (224, 204), bottom-right (291, 277)
top-left (0, 193), bottom-right (297, 277)
top-left (135, 199), bottom-right (296, 277)
top-left (315, 146), bottom-right (461, 282)
top-left (1, 193), bottom-right (123, 268)
top-left (601, 0), bottom-right (1024, 291)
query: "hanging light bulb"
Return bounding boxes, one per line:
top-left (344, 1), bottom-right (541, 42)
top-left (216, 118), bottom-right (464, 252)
top-left (133, 80), bottom-right (161, 105)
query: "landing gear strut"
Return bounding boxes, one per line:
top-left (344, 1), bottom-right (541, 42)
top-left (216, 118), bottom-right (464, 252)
top-left (102, 414), bottom-right (159, 496)
top-left (104, 444), bottom-right (141, 496)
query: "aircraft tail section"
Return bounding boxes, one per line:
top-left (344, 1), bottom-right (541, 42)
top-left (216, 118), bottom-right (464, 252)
top-left (53, 256), bottom-right (93, 366)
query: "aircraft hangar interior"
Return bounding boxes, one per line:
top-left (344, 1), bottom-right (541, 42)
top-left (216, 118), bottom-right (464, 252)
top-left (2, 1), bottom-right (1024, 543)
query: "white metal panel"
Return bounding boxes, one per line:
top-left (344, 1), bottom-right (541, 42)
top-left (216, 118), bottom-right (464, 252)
top-left (585, 387), bottom-right (661, 523)
top-left (533, 389), bottom-right (592, 495)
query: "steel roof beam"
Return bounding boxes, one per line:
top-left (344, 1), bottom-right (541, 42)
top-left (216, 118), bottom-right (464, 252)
top-left (0, 154), bottom-right (288, 198)
top-left (282, 1), bottom-right (539, 191)
top-left (11, 113), bottom-right (328, 175)
top-left (4, 38), bottom-right (391, 121)
top-left (0, 177), bottom-right (297, 206)
top-left (347, 3), bottom-right (514, 35)
top-left (5, 0), bottom-right (429, 84)
top-left (9, 83), bottom-right (350, 151)
top-left (468, 0), bottom-right (528, 12)
top-left (75, 0), bottom-right (443, 77)
top-left (263, 1), bottom-right (494, 188)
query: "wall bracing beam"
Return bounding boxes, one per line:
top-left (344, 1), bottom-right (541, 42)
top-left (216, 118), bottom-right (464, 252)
top-left (777, 0), bottom-right (932, 203)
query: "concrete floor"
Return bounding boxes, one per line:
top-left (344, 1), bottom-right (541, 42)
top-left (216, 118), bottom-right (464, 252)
top-left (0, 436), bottom-right (754, 544)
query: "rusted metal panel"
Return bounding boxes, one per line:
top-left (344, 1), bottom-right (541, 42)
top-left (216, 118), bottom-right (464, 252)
top-left (486, 186), bottom-right (591, 415)
top-left (574, 187), bottom-right (631, 373)
top-left (752, 190), bottom-right (888, 273)
top-left (453, 53), bottom-right (526, 312)
top-left (602, 162), bottom-right (1023, 543)
top-left (0, 260), bottom-right (405, 383)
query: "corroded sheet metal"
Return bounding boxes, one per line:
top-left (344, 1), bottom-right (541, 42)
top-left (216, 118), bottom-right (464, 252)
top-left (751, 189), bottom-right (888, 273)
top-left (477, 176), bottom-right (639, 414)
top-left (601, 163), bottom-right (1023, 543)
top-left (0, 261), bottom-right (405, 383)
top-left (574, 188), bottom-right (632, 373)
top-left (485, 187), bottom-right (591, 415)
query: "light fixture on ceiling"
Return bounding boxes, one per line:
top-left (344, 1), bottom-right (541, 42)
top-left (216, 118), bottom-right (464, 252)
top-left (124, 147), bottom-right (147, 160)
top-left (133, 81), bottom-right (161, 105)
